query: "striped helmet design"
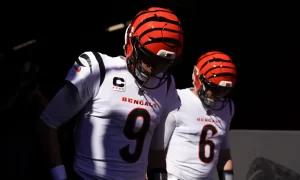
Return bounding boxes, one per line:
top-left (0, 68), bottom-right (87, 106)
top-left (195, 51), bottom-right (236, 87)
top-left (124, 7), bottom-right (184, 61)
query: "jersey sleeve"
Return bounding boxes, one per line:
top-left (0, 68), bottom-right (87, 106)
top-left (150, 77), bottom-right (180, 150)
top-left (220, 135), bottom-right (230, 149)
top-left (150, 114), bottom-right (167, 150)
top-left (163, 76), bottom-right (181, 115)
top-left (41, 83), bottom-right (85, 129)
top-left (150, 112), bottom-right (177, 150)
top-left (221, 100), bottom-right (235, 149)
top-left (65, 51), bottom-right (104, 104)
top-left (163, 111), bottom-right (177, 149)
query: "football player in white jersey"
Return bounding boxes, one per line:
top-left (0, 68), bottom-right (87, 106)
top-left (164, 51), bottom-right (237, 180)
top-left (38, 7), bottom-right (184, 180)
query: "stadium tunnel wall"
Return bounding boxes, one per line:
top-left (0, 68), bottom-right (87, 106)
top-left (213, 130), bottom-right (300, 180)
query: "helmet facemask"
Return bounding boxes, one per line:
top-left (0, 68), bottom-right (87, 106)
top-left (126, 36), bottom-right (177, 89)
top-left (198, 75), bottom-right (231, 110)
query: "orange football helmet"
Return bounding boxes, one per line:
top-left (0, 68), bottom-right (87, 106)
top-left (124, 7), bottom-right (184, 88)
top-left (193, 51), bottom-right (236, 109)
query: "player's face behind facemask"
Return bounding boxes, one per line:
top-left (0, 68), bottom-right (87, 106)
top-left (195, 72), bottom-right (234, 111)
top-left (133, 42), bottom-right (176, 80)
top-left (200, 79), bottom-right (231, 105)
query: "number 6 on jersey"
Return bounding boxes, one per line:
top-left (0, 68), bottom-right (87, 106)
top-left (198, 124), bottom-right (218, 163)
top-left (119, 108), bottom-right (151, 163)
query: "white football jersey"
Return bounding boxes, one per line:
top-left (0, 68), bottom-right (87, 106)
top-left (164, 88), bottom-right (234, 180)
top-left (65, 52), bottom-right (180, 180)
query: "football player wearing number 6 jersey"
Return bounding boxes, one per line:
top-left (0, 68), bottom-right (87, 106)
top-left (39, 7), bottom-right (184, 180)
top-left (164, 51), bottom-right (237, 180)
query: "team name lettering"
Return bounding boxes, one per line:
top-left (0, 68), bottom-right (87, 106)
top-left (197, 118), bottom-right (221, 123)
top-left (122, 97), bottom-right (157, 108)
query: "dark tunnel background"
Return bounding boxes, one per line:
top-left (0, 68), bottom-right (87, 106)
top-left (1, 1), bottom-right (299, 131)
